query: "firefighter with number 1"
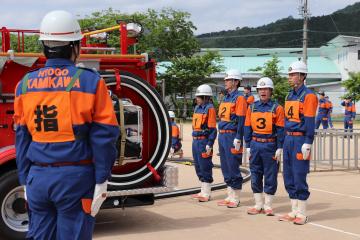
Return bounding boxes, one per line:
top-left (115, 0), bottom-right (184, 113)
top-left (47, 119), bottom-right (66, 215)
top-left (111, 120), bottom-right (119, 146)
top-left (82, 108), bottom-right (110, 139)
top-left (191, 84), bottom-right (217, 202)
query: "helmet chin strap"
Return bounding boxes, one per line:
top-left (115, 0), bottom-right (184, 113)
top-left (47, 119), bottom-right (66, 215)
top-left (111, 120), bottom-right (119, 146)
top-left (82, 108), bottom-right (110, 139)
top-left (72, 43), bottom-right (80, 62)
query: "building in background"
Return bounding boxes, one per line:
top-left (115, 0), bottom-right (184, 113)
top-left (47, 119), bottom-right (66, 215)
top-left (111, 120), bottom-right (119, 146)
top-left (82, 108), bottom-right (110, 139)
top-left (157, 35), bottom-right (360, 114)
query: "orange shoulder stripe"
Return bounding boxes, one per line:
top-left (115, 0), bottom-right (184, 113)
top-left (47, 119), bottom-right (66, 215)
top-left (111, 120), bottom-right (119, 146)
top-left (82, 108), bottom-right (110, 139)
top-left (235, 96), bottom-right (247, 116)
top-left (303, 93), bottom-right (318, 117)
top-left (275, 105), bottom-right (285, 127)
top-left (207, 107), bottom-right (217, 128)
top-left (244, 106), bottom-right (252, 127)
top-left (93, 79), bottom-right (118, 126)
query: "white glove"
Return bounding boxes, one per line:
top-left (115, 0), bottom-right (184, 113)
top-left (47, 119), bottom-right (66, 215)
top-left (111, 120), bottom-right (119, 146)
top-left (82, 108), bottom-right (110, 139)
top-left (91, 181), bottom-right (108, 217)
top-left (23, 185), bottom-right (27, 201)
top-left (170, 148), bottom-right (175, 154)
top-left (274, 148), bottom-right (283, 161)
top-left (246, 148), bottom-right (251, 161)
top-left (301, 144), bottom-right (312, 160)
top-left (233, 138), bottom-right (241, 151)
top-left (205, 145), bottom-right (212, 155)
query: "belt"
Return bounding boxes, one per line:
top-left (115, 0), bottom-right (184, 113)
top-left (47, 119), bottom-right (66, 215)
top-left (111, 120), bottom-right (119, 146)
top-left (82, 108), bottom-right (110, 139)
top-left (219, 130), bottom-right (236, 133)
top-left (286, 132), bottom-right (304, 136)
top-left (193, 136), bottom-right (207, 140)
top-left (252, 137), bottom-right (276, 143)
top-left (33, 159), bottom-right (93, 167)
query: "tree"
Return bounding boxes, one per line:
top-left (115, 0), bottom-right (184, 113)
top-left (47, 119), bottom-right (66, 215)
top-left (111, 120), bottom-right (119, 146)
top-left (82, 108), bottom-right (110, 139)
top-left (138, 8), bottom-right (199, 60)
top-left (79, 8), bottom-right (199, 61)
top-left (4, 8), bottom-right (199, 61)
top-left (342, 72), bottom-right (360, 101)
top-left (250, 56), bottom-right (290, 105)
top-left (158, 51), bottom-right (224, 118)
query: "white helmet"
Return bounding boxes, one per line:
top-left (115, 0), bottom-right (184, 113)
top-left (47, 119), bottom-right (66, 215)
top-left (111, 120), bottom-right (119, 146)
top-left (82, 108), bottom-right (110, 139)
top-left (195, 84), bottom-right (213, 97)
top-left (168, 111), bottom-right (175, 118)
top-left (224, 69), bottom-right (242, 80)
top-left (257, 77), bottom-right (274, 89)
top-left (288, 61), bottom-right (308, 74)
top-left (39, 10), bottom-right (83, 41)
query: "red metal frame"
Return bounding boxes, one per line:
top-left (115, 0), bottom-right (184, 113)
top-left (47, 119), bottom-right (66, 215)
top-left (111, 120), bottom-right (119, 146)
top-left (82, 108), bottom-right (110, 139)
top-left (0, 24), bottom-right (158, 172)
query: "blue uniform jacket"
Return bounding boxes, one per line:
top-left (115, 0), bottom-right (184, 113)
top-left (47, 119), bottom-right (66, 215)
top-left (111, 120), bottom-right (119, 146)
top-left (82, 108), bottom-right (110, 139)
top-left (284, 84), bottom-right (318, 144)
top-left (244, 100), bottom-right (285, 148)
top-left (14, 58), bottom-right (120, 185)
top-left (192, 103), bottom-right (217, 147)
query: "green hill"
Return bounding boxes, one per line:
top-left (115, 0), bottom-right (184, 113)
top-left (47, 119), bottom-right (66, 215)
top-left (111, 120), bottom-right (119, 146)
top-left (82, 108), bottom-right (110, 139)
top-left (197, 2), bottom-right (360, 48)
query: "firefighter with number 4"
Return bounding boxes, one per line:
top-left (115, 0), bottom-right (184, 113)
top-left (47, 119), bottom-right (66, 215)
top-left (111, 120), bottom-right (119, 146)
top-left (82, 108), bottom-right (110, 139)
top-left (244, 77), bottom-right (284, 216)
top-left (14, 10), bottom-right (119, 239)
top-left (279, 61), bottom-right (318, 225)
top-left (217, 69), bottom-right (248, 208)
top-left (191, 84), bottom-right (217, 202)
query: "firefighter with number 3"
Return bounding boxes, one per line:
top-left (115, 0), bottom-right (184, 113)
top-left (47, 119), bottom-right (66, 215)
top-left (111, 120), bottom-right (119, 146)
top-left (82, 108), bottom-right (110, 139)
top-left (217, 69), bottom-right (248, 208)
top-left (244, 77), bottom-right (284, 216)
top-left (279, 61), bottom-right (318, 225)
top-left (191, 84), bottom-right (217, 202)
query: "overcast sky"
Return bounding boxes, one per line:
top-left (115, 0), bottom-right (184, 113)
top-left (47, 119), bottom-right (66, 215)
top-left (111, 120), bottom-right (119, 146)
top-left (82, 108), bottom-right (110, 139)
top-left (0, 0), bottom-right (359, 34)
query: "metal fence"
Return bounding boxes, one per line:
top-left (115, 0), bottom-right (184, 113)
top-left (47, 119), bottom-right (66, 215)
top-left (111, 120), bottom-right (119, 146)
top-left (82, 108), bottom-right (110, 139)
top-left (242, 129), bottom-right (360, 172)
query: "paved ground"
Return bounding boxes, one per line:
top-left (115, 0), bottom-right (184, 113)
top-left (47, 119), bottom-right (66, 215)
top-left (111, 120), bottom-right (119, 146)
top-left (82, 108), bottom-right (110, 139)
top-left (94, 122), bottom-right (360, 240)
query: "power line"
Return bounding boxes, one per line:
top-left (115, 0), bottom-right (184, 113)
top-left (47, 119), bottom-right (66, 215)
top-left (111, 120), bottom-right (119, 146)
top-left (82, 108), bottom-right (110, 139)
top-left (197, 30), bottom-right (360, 41)
top-left (308, 30), bottom-right (360, 34)
top-left (196, 30), bottom-right (303, 39)
top-left (329, 14), bottom-right (340, 34)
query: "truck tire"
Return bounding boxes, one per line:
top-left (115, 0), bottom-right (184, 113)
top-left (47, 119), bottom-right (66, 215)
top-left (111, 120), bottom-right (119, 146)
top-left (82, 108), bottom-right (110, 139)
top-left (102, 71), bottom-right (171, 190)
top-left (0, 169), bottom-right (27, 240)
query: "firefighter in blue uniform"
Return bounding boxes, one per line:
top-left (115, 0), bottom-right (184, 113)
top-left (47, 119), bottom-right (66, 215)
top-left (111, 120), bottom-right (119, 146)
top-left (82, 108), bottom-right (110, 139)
top-left (325, 96), bottom-right (334, 128)
top-left (315, 91), bottom-right (330, 129)
top-left (169, 111), bottom-right (183, 158)
top-left (341, 96), bottom-right (356, 136)
top-left (244, 77), bottom-right (284, 216)
top-left (14, 11), bottom-right (119, 239)
top-left (279, 61), bottom-right (318, 225)
top-left (217, 69), bottom-right (248, 208)
top-left (190, 84), bottom-right (217, 202)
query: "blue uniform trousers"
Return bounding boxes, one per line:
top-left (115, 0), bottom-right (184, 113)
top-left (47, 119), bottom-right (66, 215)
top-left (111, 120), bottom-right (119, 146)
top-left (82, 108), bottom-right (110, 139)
top-left (192, 139), bottom-right (213, 183)
top-left (249, 141), bottom-right (278, 195)
top-left (283, 135), bottom-right (310, 201)
top-left (328, 115), bottom-right (333, 128)
top-left (26, 165), bottom-right (95, 240)
top-left (173, 142), bottom-right (182, 153)
top-left (315, 115), bottom-right (329, 129)
top-left (344, 117), bottom-right (353, 133)
top-left (218, 132), bottom-right (243, 189)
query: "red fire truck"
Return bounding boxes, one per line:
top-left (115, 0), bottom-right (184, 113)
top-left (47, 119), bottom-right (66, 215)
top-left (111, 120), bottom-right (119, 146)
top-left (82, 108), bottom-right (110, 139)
top-left (0, 23), bottom-right (177, 239)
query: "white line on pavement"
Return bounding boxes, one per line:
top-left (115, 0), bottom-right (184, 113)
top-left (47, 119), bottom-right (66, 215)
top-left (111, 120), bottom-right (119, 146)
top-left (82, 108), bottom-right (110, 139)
top-left (309, 222), bottom-right (360, 238)
top-left (95, 221), bottom-right (115, 225)
top-left (310, 188), bottom-right (360, 199)
top-left (275, 214), bottom-right (360, 238)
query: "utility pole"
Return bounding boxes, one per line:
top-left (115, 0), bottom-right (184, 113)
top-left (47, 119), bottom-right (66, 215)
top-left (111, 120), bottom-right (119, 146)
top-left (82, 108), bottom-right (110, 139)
top-left (161, 79), bottom-right (165, 101)
top-left (299, 0), bottom-right (310, 64)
